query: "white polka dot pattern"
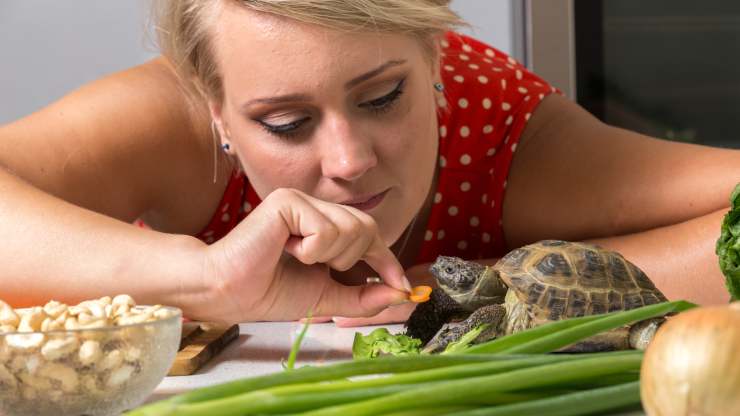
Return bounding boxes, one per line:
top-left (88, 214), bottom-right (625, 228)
top-left (193, 31), bottom-right (557, 264)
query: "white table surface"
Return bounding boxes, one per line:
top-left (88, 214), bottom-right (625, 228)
top-left (146, 321), bottom-right (397, 403)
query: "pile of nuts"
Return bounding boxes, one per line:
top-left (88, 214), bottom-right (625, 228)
top-left (0, 295), bottom-right (178, 404)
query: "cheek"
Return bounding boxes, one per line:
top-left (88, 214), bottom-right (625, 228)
top-left (233, 137), bottom-right (317, 199)
top-left (379, 94), bottom-right (438, 164)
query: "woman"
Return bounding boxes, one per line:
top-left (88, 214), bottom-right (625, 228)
top-left (0, 0), bottom-right (734, 325)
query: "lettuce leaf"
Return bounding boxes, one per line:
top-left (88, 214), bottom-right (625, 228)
top-left (352, 328), bottom-right (422, 359)
top-left (716, 183), bottom-right (740, 301)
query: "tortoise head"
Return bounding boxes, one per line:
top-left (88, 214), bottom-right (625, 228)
top-left (430, 256), bottom-right (490, 308)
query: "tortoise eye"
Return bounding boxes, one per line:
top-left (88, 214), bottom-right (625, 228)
top-left (445, 267), bottom-right (454, 274)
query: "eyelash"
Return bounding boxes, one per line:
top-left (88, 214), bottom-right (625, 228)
top-left (258, 78), bottom-right (407, 139)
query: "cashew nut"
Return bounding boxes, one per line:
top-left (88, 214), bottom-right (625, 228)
top-left (0, 294), bottom-right (177, 409)
top-left (98, 350), bottom-right (123, 372)
top-left (78, 340), bottom-right (102, 366)
top-left (0, 325), bottom-right (17, 333)
top-left (42, 300), bottom-right (67, 320)
top-left (0, 300), bottom-right (19, 327)
top-left (38, 362), bottom-right (79, 393)
top-left (17, 307), bottom-right (46, 332)
top-left (5, 333), bottom-right (45, 351)
top-left (107, 364), bottom-right (135, 388)
top-left (41, 337), bottom-right (79, 361)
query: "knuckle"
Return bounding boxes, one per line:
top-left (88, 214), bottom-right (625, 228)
top-left (318, 223), bottom-right (340, 241)
top-left (268, 187), bottom-right (300, 203)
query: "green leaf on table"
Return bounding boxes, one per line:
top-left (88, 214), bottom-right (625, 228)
top-left (716, 182), bottom-right (740, 300)
top-left (352, 328), bottom-right (422, 359)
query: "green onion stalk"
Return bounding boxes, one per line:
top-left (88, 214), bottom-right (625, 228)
top-left (141, 352), bottom-right (634, 416)
top-left (444, 381), bottom-right (641, 416)
top-left (465, 300), bottom-right (695, 354)
top-left (299, 353), bottom-right (642, 416)
top-left (129, 301), bottom-right (687, 416)
top-left (127, 354), bottom-right (537, 415)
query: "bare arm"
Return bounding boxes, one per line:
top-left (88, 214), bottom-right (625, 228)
top-left (0, 58), bottom-right (409, 319)
top-left (0, 58), bottom-right (225, 308)
top-left (504, 93), bottom-right (738, 305)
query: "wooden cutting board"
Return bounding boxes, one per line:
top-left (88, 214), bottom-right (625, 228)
top-left (168, 322), bottom-right (240, 376)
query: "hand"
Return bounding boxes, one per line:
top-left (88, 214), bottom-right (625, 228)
top-left (190, 188), bottom-right (411, 322)
top-left (331, 302), bottom-right (417, 327)
top-left (329, 262), bottom-right (435, 327)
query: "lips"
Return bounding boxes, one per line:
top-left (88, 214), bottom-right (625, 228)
top-left (341, 189), bottom-right (389, 211)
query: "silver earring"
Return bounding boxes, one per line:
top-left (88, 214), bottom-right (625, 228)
top-left (434, 82), bottom-right (444, 92)
top-left (221, 142), bottom-right (231, 152)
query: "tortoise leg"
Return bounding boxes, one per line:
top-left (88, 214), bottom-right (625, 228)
top-left (422, 304), bottom-right (506, 354)
top-left (628, 317), bottom-right (665, 350)
top-left (404, 288), bottom-right (466, 344)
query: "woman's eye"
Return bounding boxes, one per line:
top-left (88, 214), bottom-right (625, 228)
top-left (257, 116), bottom-right (310, 138)
top-left (359, 78), bottom-right (406, 114)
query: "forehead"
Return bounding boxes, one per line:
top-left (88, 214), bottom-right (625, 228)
top-left (210, 4), bottom-right (426, 96)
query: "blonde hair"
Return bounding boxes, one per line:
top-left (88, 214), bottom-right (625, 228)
top-left (153, 0), bottom-right (465, 102)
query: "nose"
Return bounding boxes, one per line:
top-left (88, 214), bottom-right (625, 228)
top-left (319, 116), bottom-right (377, 181)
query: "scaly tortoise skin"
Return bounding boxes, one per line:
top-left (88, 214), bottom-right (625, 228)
top-left (423, 240), bottom-right (668, 352)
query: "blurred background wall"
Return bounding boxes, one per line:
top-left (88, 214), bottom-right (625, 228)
top-left (0, 0), bottom-right (519, 124)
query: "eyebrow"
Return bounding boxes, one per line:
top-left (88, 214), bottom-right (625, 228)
top-left (344, 59), bottom-right (407, 89)
top-left (241, 59), bottom-right (408, 110)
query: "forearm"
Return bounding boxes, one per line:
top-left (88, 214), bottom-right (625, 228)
top-left (586, 208), bottom-right (729, 305)
top-left (0, 169), bottom-right (207, 310)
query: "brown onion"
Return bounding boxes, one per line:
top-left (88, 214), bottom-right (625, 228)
top-left (641, 302), bottom-right (740, 415)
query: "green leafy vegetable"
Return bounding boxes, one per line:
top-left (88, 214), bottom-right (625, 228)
top-left (352, 328), bottom-right (422, 359)
top-left (442, 323), bottom-right (490, 354)
top-left (716, 183), bottom-right (740, 300)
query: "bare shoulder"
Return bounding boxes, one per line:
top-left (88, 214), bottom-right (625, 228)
top-left (503, 93), bottom-right (740, 248)
top-left (0, 57), bottom-right (230, 234)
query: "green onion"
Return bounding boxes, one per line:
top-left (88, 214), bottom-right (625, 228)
top-left (444, 381), bottom-right (640, 416)
top-left (127, 354), bottom-right (539, 415)
top-left (168, 382), bottom-right (548, 416)
top-left (462, 315), bottom-right (605, 354)
top-left (466, 300), bottom-right (696, 354)
top-left (137, 353), bottom-right (610, 416)
top-left (298, 353), bottom-right (642, 416)
top-left (130, 301), bottom-right (690, 416)
top-left (284, 313), bottom-right (311, 370)
top-left (383, 407), bottom-right (476, 416)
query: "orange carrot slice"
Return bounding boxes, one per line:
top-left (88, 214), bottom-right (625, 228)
top-left (408, 285), bottom-right (433, 303)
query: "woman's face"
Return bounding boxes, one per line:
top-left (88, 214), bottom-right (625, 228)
top-left (209, 4), bottom-right (440, 245)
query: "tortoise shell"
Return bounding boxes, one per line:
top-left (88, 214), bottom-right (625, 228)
top-left (495, 240), bottom-right (667, 322)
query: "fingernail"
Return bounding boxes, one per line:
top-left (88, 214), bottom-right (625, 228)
top-left (332, 316), bottom-right (345, 323)
top-left (401, 275), bottom-right (413, 293)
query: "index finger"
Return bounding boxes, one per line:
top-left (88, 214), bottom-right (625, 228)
top-left (363, 233), bottom-right (412, 293)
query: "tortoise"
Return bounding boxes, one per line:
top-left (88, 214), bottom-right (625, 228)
top-left (414, 240), bottom-right (668, 353)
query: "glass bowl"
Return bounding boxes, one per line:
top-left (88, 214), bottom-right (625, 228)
top-left (0, 306), bottom-right (181, 416)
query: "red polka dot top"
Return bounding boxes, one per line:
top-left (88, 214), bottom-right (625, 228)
top-left (194, 32), bottom-right (556, 263)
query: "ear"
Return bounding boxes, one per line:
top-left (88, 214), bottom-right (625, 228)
top-left (207, 100), bottom-right (230, 140)
top-left (429, 37), bottom-right (443, 85)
